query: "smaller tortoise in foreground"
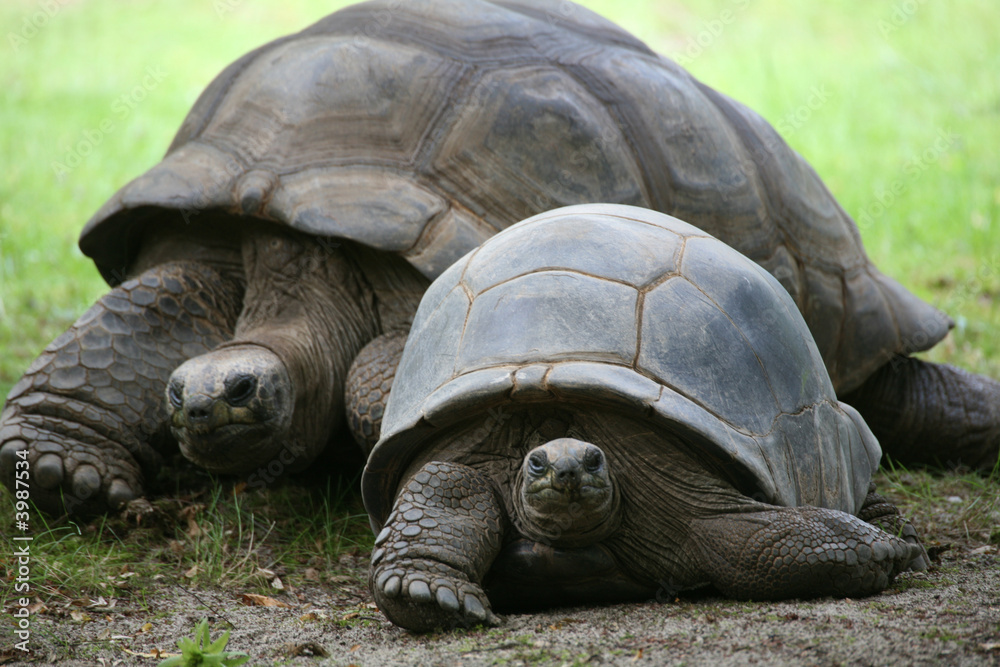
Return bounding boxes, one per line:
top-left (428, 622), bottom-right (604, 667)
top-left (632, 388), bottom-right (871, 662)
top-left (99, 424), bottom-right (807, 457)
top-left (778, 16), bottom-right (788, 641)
top-left (363, 204), bottom-right (928, 632)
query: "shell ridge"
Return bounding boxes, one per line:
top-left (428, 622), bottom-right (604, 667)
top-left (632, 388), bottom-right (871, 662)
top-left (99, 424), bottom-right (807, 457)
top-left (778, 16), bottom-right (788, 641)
top-left (167, 32), bottom-right (306, 151)
top-left (474, 268), bottom-right (638, 296)
top-left (783, 426), bottom-right (804, 505)
top-left (832, 272), bottom-right (850, 387)
top-left (398, 204), bottom-right (457, 256)
top-left (632, 290), bottom-right (645, 370)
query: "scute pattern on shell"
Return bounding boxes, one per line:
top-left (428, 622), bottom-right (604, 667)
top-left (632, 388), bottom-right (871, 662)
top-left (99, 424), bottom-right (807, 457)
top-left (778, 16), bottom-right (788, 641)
top-left (79, 0), bottom-right (949, 395)
top-left (364, 205), bottom-right (881, 527)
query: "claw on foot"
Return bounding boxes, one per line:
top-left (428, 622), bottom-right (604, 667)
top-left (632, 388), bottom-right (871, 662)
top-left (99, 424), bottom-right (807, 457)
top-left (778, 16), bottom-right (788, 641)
top-left (71, 464), bottom-right (102, 500)
top-left (108, 478), bottom-right (137, 508)
top-left (436, 586), bottom-right (459, 612)
top-left (35, 453), bottom-right (64, 488)
top-left (371, 562), bottom-right (499, 631)
top-left (409, 580), bottom-right (432, 602)
top-left (0, 439), bottom-right (27, 469)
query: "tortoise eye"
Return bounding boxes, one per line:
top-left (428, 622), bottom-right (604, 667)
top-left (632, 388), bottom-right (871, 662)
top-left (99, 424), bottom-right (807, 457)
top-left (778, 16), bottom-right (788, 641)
top-left (583, 449), bottom-right (604, 474)
top-left (527, 451), bottom-right (548, 476)
top-left (167, 381), bottom-right (184, 410)
top-left (259, 233), bottom-right (305, 271)
top-left (225, 375), bottom-right (257, 407)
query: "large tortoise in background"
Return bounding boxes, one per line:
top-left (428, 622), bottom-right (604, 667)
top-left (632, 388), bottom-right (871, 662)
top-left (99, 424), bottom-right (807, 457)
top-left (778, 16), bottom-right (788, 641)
top-left (364, 204), bottom-right (928, 631)
top-left (2, 0), bottom-right (998, 514)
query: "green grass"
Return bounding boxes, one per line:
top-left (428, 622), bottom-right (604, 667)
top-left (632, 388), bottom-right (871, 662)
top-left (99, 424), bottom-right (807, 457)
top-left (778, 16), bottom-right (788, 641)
top-left (877, 461), bottom-right (1000, 546)
top-left (0, 474), bottom-right (371, 611)
top-left (0, 0), bottom-right (998, 616)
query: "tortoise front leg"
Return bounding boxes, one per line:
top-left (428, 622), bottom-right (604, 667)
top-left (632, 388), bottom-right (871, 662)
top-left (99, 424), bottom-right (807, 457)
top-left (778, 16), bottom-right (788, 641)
top-left (688, 505), bottom-right (922, 600)
top-left (857, 482), bottom-right (930, 571)
top-left (344, 329), bottom-right (407, 453)
top-left (369, 461), bottom-right (506, 631)
top-left (0, 261), bottom-right (242, 515)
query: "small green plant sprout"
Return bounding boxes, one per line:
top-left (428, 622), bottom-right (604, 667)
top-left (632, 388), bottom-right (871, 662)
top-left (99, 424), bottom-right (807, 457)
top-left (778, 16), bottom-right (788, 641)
top-left (157, 618), bottom-right (249, 667)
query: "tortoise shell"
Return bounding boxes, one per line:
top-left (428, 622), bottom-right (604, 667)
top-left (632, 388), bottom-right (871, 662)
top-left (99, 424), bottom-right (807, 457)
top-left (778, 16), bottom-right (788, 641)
top-left (363, 204), bottom-right (881, 526)
top-left (80, 0), bottom-right (949, 393)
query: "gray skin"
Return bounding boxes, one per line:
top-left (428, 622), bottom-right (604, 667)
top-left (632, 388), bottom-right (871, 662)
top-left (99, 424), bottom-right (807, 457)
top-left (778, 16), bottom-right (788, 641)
top-left (363, 205), bottom-right (928, 632)
top-left (3, 0), bottom-right (999, 514)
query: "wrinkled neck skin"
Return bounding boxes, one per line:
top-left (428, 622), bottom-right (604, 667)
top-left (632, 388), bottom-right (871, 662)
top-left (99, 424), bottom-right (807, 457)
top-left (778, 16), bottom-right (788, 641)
top-left (573, 413), bottom-right (761, 591)
top-left (225, 228), bottom-right (380, 470)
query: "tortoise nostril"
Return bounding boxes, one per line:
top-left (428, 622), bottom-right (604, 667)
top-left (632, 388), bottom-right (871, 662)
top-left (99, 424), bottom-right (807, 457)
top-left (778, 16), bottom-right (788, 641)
top-left (555, 467), bottom-right (580, 486)
top-left (225, 375), bottom-right (257, 407)
top-left (185, 396), bottom-right (213, 423)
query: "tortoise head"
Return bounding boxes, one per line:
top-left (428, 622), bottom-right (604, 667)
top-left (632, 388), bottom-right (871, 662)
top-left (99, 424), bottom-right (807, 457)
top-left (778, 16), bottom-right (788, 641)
top-left (167, 344), bottom-right (294, 474)
top-left (515, 438), bottom-right (620, 548)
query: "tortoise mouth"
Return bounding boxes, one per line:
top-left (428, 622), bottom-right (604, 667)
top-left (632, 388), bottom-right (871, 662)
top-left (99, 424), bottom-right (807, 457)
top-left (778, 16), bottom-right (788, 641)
top-left (174, 422), bottom-right (278, 473)
top-left (524, 480), bottom-right (610, 508)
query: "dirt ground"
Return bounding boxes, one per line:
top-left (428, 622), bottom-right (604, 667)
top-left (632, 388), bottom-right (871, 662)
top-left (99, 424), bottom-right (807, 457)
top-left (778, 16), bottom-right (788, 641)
top-left (4, 544), bottom-right (999, 667)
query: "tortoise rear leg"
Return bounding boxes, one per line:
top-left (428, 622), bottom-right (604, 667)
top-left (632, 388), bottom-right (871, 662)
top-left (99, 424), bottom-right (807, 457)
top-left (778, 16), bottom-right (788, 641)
top-left (345, 330), bottom-right (407, 453)
top-left (688, 504), bottom-right (923, 600)
top-left (369, 461), bottom-right (506, 631)
top-left (0, 261), bottom-right (242, 515)
top-left (843, 356), bottom-right (1000, 471)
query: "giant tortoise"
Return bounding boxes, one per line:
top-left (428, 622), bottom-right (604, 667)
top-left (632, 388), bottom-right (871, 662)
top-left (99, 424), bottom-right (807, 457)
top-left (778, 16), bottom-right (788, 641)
top-left (364, 204), bottom-right (928, 631)
top-left (2, 0), bottom-right (997, 514)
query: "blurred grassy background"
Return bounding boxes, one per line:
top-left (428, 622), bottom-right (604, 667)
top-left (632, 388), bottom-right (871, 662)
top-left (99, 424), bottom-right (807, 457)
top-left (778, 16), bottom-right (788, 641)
top-left (1, 0), bottom-right (998, 400)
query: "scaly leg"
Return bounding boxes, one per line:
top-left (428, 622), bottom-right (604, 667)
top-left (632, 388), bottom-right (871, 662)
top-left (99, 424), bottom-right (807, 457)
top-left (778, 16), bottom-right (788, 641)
top-left (857, 481), bottom-right (930, 571)
top-left (344, 330), bottom-right (407, 453)
top-left (369, 461), bottom-right (506, 631)
top-left (843, 356), bottom-right (1000, 471)
top-left (0, 261), bottom-right (242, 515)
top-left (688, 505), bottom-right (922, 600)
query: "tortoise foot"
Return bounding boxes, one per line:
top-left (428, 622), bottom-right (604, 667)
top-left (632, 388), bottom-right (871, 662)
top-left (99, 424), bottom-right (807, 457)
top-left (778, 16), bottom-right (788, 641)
top-left (858, 481), bottom-right (930, 571)
top-left (0, 424), bottom-right (142, 516)
top-left (371, 557), bottom-right (498, 631)
top-left (366, 461), bottom-right (506, 631)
